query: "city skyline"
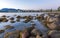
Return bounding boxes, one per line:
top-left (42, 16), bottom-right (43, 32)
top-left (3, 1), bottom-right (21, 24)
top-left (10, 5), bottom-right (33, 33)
top-left (0, 0), bottom-right (60, 10)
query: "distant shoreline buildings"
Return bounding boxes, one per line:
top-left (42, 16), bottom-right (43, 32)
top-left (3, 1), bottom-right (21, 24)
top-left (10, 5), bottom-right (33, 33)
top-left (0, 7), bottom-right (60, 12)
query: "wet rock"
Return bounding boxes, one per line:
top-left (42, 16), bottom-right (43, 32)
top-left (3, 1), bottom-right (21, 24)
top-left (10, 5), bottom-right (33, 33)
top-left (22, 16), bottom-right (27, 19)
top-left (7, 16), bottom-right (10, 18)
top-left (36, 14), bottom-right (45, 21)
top-left (24, 16), bottom-right (33, 23)
top-left (4, 30), bottom-right (20, 38)
top-left (27, 24), bottom-right (35, 33)
top-left (36, 16), bottom-right (43, 21)
top-left (16, 19), bottom-right (20, 22)
top-left (4, 25), bottom-right (14, 30)
top-left (42, 35), bottom-right (48, 38)
top-left (43, 15), bottom-right (60, 30)
top-left (47, 22), bottom-right (60, 30)
top-left (22, 29), bottom-right (29, 38)
top-left (10, 17), bottom-right (14, 20)
top-left (47, 13), bottom-right (60, 23)
top-left (2, 18), bottom-right (8, 22)
top-left (16, 16), bottom-right (21, 19)
top-left (0, 30), bottom-right (5, 34)
top-left (9, 17), bottom-right (15, 23)
top-left (0, 18), bottom-right (3, 22)
top-left (45, 16), bottom-right (54, 23)
top-left (21, 24), bottom-right (36, 38)
top-left (36, 34), bottom-right (42, 38)
top-left (20, 31), bottom-right (22, 38)
top-left (10, 20), bottom-right (15, 23)
top-left (33, 29), bottom-right (43, 38)
top-left (31, 28), bottom-right (42, 36)
top-left (2, 15), bottom-right (6, 17)
top-left (47, 22), bottom-right (57, 30)
top-left (24, 19), bottom-right (31, 23)
top-left (48, 30), bottom-right (60, 38)
top-left (40, 14), bottom-right (45, 20)
top-left (48, 13), bottom-right (55, 17)
top-left (29, 36), bottom-right (36, 38)
top-left (0, 17), bottom-right (8, 22)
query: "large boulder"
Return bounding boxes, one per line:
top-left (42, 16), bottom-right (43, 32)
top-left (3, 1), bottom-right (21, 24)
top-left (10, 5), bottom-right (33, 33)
top-left (31, 28), bottom-right (42, 36)
top-left (0, 30), bottom-right (5, 34)
top-left (47, 22), bottom-right (56, 30)
top-left (45, 15), bottom-right (60, 30)
top-left (16, 16), bottom-right (21, 19)
top-left (22, 29), bottom-right (29, 38)
top-left (0, 17), bottom-right (8, 22)
top-left (4, 25), bottom-right (14, 30)
top-left (1, 15), bottom-right (6, 17)
top-left (4, 30), bottom-right (20, 38)
top-left (36, 35), bottom-right (42, 38)
top-left (29, 36), bottom-right (36, 38)
top-left (48, 30), bottom-right (60, 38)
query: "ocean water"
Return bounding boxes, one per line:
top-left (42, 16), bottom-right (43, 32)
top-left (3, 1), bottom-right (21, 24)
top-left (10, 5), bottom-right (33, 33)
top-left (0, 12), bottom-right (44, 16)
top-left (0, 12), bottom-right (48, 38)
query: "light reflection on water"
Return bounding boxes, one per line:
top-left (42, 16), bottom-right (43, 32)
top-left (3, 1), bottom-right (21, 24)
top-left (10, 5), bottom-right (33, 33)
top-left (0, 12), bottom-right (44, 30)
top-left (0, 12), bottom-right (48, 38)
top-left (0, 12), bottom-right (44, 16)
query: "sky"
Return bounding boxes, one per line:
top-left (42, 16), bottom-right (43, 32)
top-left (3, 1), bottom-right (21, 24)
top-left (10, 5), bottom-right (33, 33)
top-left (0, 0), bottom-right (60, 10)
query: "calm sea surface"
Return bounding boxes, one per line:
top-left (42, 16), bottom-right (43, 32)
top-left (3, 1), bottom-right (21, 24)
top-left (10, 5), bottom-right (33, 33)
top-left (0, 12), bottom-right (48, 38)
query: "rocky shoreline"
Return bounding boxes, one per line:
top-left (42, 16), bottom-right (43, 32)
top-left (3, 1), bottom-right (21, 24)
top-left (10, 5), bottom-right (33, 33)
top-left (0, 13), bottom-right (60, 38)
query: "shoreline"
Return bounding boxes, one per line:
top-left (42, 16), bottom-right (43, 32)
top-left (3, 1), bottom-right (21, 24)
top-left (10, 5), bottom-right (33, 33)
top-left (0, 11), bottom-right (60, 13)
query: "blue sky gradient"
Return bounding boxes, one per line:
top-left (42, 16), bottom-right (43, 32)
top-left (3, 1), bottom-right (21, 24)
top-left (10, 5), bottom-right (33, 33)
top-left (0, 0), bottom-right (60, 10)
